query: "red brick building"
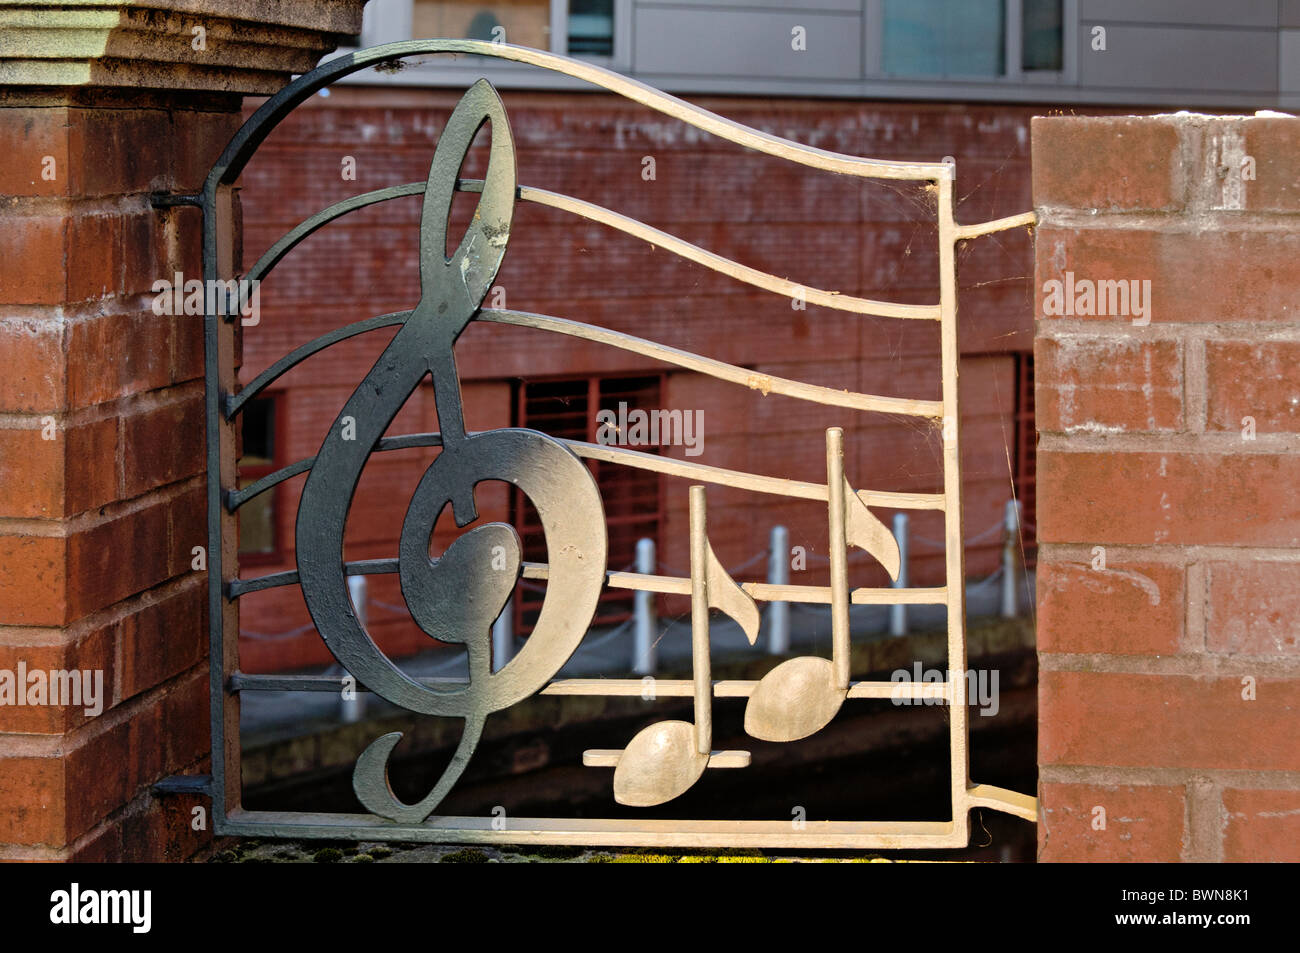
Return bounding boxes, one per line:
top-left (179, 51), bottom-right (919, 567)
top-left (233, 0), bottom-right (1296, 672)
top-left (233, 88), bottom-right (1038, 671)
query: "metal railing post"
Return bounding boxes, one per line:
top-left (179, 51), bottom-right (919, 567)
top-left (492, 597), bottom-right (514, 672)
top-left (343, 575), bottom-right (368, 723)
top-left (890, 513), bottom-right (909, 636)
top-left (633, 537), bottom-right (657, 675)
top-left (768, 525), bottom-right (790, 654)
top-left (1001, 499), bottom-right (1021, 619)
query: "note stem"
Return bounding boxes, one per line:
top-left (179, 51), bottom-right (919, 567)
top-left (826, 428), bottom-right (851, 692)
top-left (688, 485), bottom-right (712, 756)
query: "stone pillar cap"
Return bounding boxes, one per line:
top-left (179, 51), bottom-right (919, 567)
top-left (0, 0), bottom-right (368, 94)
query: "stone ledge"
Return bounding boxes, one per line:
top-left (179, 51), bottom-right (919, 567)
top-left (0, 0), bottom-right (369, 95)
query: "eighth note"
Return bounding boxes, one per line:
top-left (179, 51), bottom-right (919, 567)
top-left (744, 427), bottom-right (900, 743)
top-left (586, 485), bottom-right (759, 806)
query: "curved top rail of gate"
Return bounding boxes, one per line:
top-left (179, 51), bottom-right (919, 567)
top-left (205, 39), bottom-right (949, 193)
top-left (203, 41), bottom-right (1033, 328)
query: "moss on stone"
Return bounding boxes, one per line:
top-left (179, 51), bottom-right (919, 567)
top-left (440, 848), bottom-right (490, 863)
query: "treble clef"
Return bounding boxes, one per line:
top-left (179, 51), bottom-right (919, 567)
top-left (294, 80), bottom-right (608, 823)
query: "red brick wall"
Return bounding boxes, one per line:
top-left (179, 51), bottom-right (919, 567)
top-left (1034, 113), bottom-right (1300, 862)
top-left (235, 87), bottom-right (1039, 670)
top-left (0, 98), bottom-right (232, 861)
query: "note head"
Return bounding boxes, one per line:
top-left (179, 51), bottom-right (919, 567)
top-left (612, 720), bottom-right (709, 807)
top-left (744, 655), bottom-right (845, 743)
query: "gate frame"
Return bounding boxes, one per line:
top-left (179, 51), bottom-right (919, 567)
top-left (184, 39), bottom-right (1038, 849)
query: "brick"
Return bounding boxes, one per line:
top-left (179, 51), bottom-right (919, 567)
top-left (160, 668), bottom-right (209, 771)
top-left (64, 717), bottom-right (134, 843)
top-left (1241, 118), bottom-right (1300, 214)
top-left (1222, 788), bottom-right (1300, 862)
top-left (67, 108), bottom-right (171, 198)
top-left (118, 580), bottom-right (206, 701)
top-left (66, 311), bottom-right (172, 409)
top-left (0, 319), bottom-right (64, 413)
top-left (1032, 116), bottom-right (1187, 212)
top-left (1038, 559), bottom-right (1184, 655)
top-left (1039, 782), bottom-right (1185, 862)
top-left (0, 535), bottom-right (67, 626)
top-left (166, 484), bottom-right (207, 578)
top-left (64, 416), bottom-right (119, 515)
top-left (0, 214), bottom-right (65, 306)
top-left (0, 416), bottom-right (118, 519)
top-left (121, 209), bottom-right (164, 299)
top-left (1037, 451), bottom-right (1300, 547)
top-left (169, 109), bottom-right (258, 194)
top-left (1206, 340), bottom-right (1300, 433)
top-left (0, 108), bottom-right (71, 198)
top-left (1035, 225), bottom-right (1300, 324)
top-left (1036, 335), bottom-right (1183, 433)
top-left (66, 499), bottom-right (171, 621)
top-left (1206, 561), bottom-right (1300, 656)
top-left (74, 790), bottom-right (212, 862)
top-left (0, 426), bottom-right (64, 518)
top-left (0, 755), bottom-right (65, 846)
top-left (0, 624), bottom-right (115, 734)
top-left (65, 211), bottom-right (122, 304)
top-left (121, 393), bottom-right (205, 497)
top-left (171, 313), bottom-right (205, 384)
top-left (1039, 670), bottom-right (1300, 771)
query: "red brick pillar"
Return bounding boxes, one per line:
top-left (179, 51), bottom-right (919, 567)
top-left (1033, 113), bottom-right (1300, 862)
top-left (0, 2), bottom-right (365, 861)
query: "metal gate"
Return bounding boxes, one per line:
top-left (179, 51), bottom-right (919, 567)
top-left (184, 39), bottom-right (1037, 848)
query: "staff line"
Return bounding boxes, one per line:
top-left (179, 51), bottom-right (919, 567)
top-left (226, 429), bottom-right (946, 515)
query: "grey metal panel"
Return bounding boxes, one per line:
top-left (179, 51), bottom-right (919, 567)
top-left (633, 6), bottom-right (862, 79)
top-left (1283, 0), bottom-right (1300, 28)
top-left (337, 61), bottom-right (1279, 108)
top-left (638, 0), bottom-right (861, 9)
top-left (1079, 0), bottom-right (1279, 27)
top-left (1077, 25), bottom-right (1279, 92)
top-left (1282, 29), bottom-right (1300, 93)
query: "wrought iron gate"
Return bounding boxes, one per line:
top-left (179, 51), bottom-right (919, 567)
top-left (188, 39), bottom-right (1038, 848)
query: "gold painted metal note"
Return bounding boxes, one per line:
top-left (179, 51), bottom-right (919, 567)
top-left (600, 485), bottom-right (758, 806)
top-left (744, 428), bottom-right (900, 742)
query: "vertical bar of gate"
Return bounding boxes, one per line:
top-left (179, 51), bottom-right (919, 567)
top-left (936, 169), bottom-right (971, 839)
top-left (633, 537), bottom-right (656, 675)
top-left (889, 513), bottom-right (909, 636)
top-left (493, 597), bottom-right (514, 671)
top-left (1001, 499), bottom-right (1020, 619)
top-left (206, 181), bottom-right (240, 827)
top-left (767, 525), bottom-right (790, 654)
top-left (342, 576), bottom-right (368, 723)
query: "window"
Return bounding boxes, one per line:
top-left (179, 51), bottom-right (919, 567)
top-left (880, 0), bottom-right (1063, 79)
top-left (511, 374), bottom-right (662, 632)
top-left (238, 394), bottom-right (282, 563)
top-left (1021, 0), bottom-right (1063, 72)
top-left (412, 0), bottom-right (553, 49)
top-left (883, 0), bottom-right (1005, 77)
top-left (568, 0), bottom-right (613, 56)
top-left (403, 1), bottom-right (618, 58)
